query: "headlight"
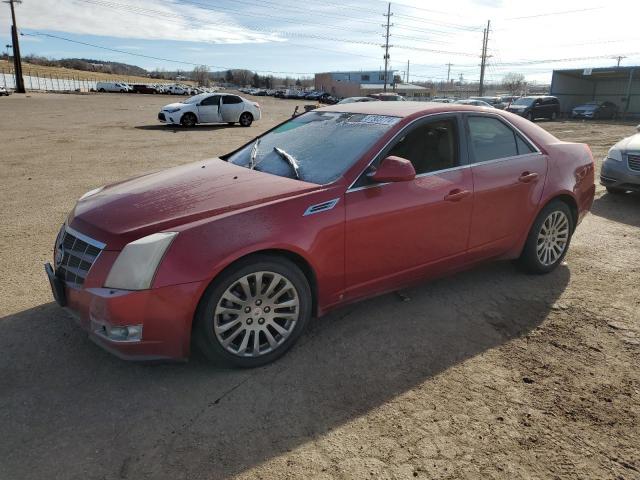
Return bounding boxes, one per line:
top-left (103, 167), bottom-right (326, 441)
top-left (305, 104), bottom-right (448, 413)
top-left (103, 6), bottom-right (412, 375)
top-left (606, 148), bottom-right (623, 162)
top-left (164, 107), bottom-right (181, 113)
top-left (104, 232), bottom-right (178, 290)
top-left (79, 186), bottom-right (104, 201)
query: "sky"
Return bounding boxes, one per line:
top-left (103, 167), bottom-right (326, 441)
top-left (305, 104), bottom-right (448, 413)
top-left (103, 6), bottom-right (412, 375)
top-left (2, 0), bottom-right (640, 84)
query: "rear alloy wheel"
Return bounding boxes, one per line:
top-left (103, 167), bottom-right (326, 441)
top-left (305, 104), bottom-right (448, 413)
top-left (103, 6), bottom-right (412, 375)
top-left (194, 255), bottom-right (312, 367)
top-left (180, 112), bottom-right (197, 127)
top-left (239, 112), bottom-right (253, 127)
top-left (518, 200), bottom-right (573, 274)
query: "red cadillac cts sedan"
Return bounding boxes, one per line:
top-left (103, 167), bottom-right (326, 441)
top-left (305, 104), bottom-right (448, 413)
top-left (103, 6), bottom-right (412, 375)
top-left (46, 102), bottom-right (595, 367)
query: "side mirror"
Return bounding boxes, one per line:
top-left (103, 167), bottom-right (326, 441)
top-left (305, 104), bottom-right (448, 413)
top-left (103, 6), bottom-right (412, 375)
top-left (367, 156), bottom-right (416, 183)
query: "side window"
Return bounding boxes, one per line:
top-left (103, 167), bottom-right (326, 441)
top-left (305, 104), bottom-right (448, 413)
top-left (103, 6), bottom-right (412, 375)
top-left (201, 95), bottom-right (220, 106)
top-left (385, 118), bottom-right (459, 175)
top-left (516, 135), bottom-right (535, 155)
top-left (222, 95), bottom-right (242, 104)
top-left (468, 116), bottom-right (519, 162)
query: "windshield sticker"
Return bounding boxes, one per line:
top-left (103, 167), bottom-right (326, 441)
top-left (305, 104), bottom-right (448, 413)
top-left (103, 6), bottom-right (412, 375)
top-left (357, 115), bottom-right (400, 126)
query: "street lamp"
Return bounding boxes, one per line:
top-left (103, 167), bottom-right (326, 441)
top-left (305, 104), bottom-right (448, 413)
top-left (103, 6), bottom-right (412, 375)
top-left (5, 44), bottom-right (11, 60)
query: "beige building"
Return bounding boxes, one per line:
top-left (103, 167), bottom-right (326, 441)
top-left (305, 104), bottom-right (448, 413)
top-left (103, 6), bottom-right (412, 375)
top-left (314, 70), bottom-right (429, 99)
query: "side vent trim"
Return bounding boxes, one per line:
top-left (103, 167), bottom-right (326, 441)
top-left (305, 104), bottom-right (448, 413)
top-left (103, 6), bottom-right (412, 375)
top-left (303, 198), bottom-right (340, 216)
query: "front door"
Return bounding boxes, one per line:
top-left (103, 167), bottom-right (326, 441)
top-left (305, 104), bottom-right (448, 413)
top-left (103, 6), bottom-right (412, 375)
top-left (197, 95), bottom-right (221, 123)
top-left (465, 115), bottom-right (547, 258)
top-left (344, 115), bottom-right (473, 299)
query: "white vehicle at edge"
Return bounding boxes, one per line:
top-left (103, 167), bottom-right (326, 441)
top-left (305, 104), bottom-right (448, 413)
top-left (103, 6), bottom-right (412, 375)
top-left (158, 92), bottom-right (261, 127)
top-left (96, 81), bottom-right (132, 93)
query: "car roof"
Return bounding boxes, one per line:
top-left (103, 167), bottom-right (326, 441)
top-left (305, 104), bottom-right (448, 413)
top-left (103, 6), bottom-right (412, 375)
top-left (318, 101), bottom-right (489, 117)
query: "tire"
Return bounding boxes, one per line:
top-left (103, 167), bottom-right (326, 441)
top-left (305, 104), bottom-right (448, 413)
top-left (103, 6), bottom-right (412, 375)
top-left (239, 112), bottom-right (253, 127)
top-left (193, 254), bottom-right (313, 368)
top-left (527, 112), bottom-right (534, 121)
top-left (518, 200), bottom-right (574, 274)
top-left (551, 111), bottom-right (558, 121)
top-left (180, 112), bottom-right (197, 127)
top-left (98, 88), bottom-right (105, 93)
top-left (606, 186), bottom-right (626, 194)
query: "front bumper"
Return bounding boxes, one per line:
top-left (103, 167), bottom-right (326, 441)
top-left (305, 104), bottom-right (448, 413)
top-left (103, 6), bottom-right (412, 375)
top-left (600, 158), bottom-right (640, 191)
top-left (158, 111), bottom-right (180, 124)
top-left (572, 112), bottom-right (594, 119)
top-left (46, 263), bottom-right (205, 361)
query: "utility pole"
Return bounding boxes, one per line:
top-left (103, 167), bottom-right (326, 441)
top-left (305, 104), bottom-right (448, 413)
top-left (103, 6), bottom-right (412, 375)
top-left (4, 0), bottom-right (24, 93)
top-left (614, 55), bottom-right (626, 67)
top-left (406, 59), bottom-right (409, 84)
top-left (478, 20), bottom-right (490, 97)
top-left (382, 2), bottom-right (392, 92)
top-left (446, 63), bottom-right (452, 83)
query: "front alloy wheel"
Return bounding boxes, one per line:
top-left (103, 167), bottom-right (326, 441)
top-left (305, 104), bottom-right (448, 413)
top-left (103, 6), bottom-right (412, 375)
top-left (214, 272), bottom-right (299, 357)
top-left (194, 254), bottom-right (312, 367)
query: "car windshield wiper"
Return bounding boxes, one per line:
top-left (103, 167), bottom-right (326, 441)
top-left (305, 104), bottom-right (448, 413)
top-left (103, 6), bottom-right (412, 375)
top-left (249, 138), bottom-right (260, 170)
top-left (273, 147), bottom-right (301, 179)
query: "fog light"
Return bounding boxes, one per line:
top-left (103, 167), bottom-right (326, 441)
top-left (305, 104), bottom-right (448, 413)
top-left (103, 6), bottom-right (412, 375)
top-left (94, 322), bottom-right (143, 342)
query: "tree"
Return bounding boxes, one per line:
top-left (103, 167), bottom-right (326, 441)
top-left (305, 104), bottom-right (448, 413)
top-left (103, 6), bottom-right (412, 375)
top-left (225, 69), bottom-right (233, 83)
top-left (252, 72), bottom-right (260, 87)
top-left (502, 72), bottom-right (525, 95)
top-left (192, 65), bottom-right (210, 86)
top-left (295, 78), bottom-right (301, 87)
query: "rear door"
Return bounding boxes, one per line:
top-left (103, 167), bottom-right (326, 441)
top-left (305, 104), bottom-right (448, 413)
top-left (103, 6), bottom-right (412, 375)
top-left (197, 95), bottom-right (221, 123)
top-left (220, 95), bottom-right (244, 122)
top-left (465, 114), bottom-right (547, 258)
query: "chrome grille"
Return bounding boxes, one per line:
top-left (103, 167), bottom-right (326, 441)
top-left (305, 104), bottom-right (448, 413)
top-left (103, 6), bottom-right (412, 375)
top-left (55, 226), bottom-right (105, 286)
top-left (628, 154), bottom-right (640, 172)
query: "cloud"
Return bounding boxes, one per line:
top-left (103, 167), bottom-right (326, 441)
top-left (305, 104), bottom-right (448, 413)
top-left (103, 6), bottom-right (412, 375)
top-left (0, 0), bottom-right (282, 44)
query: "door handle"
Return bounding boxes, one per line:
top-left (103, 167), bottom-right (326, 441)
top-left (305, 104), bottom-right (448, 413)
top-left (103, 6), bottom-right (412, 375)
top-left (444, 189), bottom-right (471, 202)
top-left (518, 172), bottom-right (539, 183)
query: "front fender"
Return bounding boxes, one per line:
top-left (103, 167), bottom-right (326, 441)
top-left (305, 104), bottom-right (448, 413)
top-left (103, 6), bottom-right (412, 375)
top-left (152, 188), bottom-right (346, 312)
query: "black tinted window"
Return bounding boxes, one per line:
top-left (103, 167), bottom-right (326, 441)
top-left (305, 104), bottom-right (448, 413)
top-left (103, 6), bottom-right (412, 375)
top-left (386, 118), bottom-right (458, 174)
top-left (468, 116), bottom-right (518, 162)
top-left (201, 95), bottom-right (220, 106)
top-left (222, 95), bottom-right (243, 104)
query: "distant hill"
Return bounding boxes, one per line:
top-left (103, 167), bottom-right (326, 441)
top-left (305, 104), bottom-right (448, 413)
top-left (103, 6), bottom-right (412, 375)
top-left (21, 55), bottom-right (149, 77)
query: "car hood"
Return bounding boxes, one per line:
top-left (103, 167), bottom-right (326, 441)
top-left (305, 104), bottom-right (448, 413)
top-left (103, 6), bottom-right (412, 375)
top-left (162, 102), bottom-right (187, 111)
top-left (69, 158), bottom-right (320, 249)
top-left (613, 132), bottom-right (640, 152)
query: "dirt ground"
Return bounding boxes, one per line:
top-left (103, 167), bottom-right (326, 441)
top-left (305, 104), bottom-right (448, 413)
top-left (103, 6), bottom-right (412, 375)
top-left (0, 93), bottom-right (638, 480)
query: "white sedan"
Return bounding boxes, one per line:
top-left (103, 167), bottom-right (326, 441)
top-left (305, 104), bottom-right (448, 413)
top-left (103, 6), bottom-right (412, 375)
top-left (158, 93), bottom-right (262, 127)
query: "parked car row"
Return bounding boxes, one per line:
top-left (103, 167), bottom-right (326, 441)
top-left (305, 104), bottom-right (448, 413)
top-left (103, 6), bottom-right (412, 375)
top-left (239, 87), bottom-right (339, 104)
top-left (0, 85), bottom-right (10, 96)
top-left (95, 81), bottom-right (217, 95)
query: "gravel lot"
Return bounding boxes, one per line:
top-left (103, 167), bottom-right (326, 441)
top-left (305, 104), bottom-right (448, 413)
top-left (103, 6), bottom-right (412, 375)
top-left (1, 93), bottom-right (639, 480)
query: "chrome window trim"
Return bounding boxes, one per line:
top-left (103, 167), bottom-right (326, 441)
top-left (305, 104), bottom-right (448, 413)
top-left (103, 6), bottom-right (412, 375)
top-left (345, 110), bottom-right (542, 193)
top-left (65, 224), bottom-right (106, 250)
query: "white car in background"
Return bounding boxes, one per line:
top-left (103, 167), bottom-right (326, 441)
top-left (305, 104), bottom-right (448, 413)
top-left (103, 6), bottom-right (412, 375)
top-left (158, 92), bottom-right (261, 127)
top-left (96, 81), bottom-right (132, 93)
